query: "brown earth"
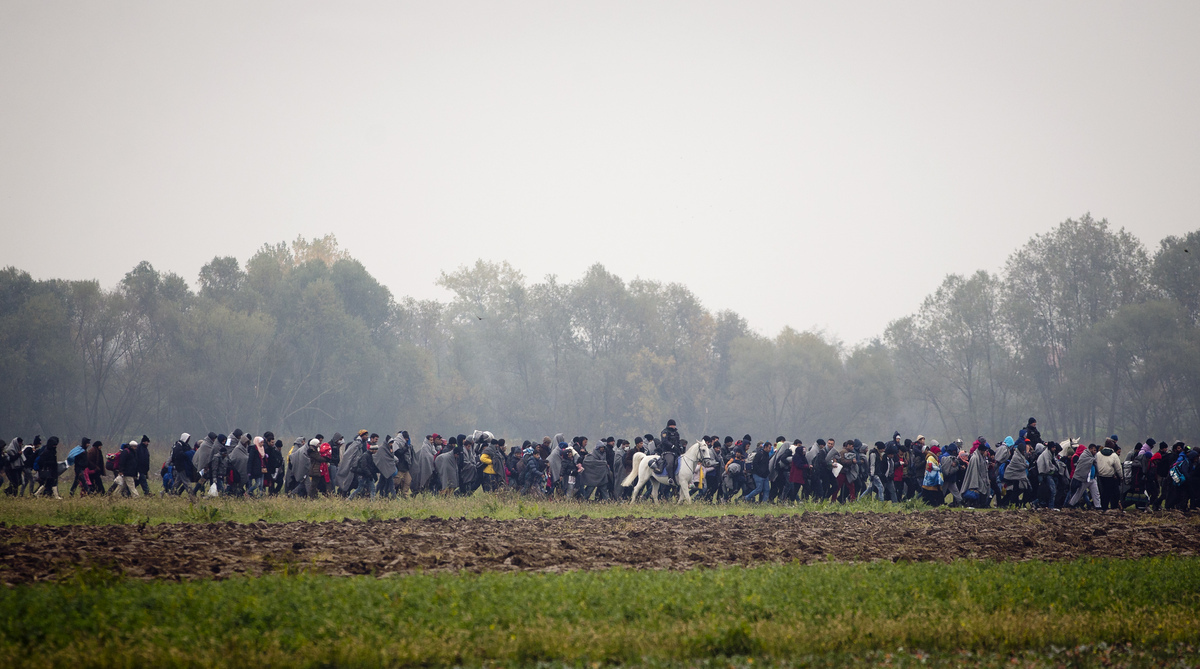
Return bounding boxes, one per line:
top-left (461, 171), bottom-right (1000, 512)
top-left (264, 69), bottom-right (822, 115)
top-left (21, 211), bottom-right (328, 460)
top-left (1, 510), bottom-right (1197, 584)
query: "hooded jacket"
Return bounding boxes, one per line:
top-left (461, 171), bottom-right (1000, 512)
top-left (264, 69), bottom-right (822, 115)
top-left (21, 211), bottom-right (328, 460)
top-left (1094, 448), bottom-right (1122, 479)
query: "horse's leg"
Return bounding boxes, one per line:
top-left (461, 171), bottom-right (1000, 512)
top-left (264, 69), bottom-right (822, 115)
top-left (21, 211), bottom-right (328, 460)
top-left (630, 468), bottom-right (646, 503)
top-left (679, 474), bottom-right (692, 503)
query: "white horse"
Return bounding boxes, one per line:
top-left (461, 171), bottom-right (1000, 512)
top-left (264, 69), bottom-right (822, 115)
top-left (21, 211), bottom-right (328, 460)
top-left (621, 439), bottom-right (716, 503)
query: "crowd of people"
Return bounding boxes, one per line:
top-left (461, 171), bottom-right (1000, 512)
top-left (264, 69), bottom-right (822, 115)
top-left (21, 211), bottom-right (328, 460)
top-left (2, 417), bottom-right (1196, 511)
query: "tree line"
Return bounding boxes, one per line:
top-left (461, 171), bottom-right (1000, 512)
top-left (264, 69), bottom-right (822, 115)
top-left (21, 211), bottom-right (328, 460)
top-left (2, 216), bottom-right (1197, 445)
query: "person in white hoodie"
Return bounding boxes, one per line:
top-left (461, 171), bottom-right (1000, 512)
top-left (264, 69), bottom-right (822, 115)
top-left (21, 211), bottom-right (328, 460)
top-left (1094, 438), bottom-right (1124, 510)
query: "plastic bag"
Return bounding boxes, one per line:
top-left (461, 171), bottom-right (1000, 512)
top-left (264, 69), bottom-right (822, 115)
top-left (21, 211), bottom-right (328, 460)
top-left (207, 482), bottom-right (219, 497)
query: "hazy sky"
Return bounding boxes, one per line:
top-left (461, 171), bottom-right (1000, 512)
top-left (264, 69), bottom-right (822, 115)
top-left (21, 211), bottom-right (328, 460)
top-left (2, 1), bottom-right (1198, 345)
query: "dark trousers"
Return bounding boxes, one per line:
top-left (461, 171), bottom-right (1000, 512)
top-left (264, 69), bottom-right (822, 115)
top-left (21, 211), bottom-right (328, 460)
top-left (1098, 476), bottom-right (1120, 510)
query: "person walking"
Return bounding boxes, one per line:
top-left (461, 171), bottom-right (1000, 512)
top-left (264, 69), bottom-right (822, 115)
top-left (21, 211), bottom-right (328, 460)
top-left (1094, 438), bottom-right (1123, 510)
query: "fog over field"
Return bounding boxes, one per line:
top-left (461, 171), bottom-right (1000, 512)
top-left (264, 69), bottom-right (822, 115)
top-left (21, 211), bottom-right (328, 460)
top-left (1, 2), bottom-right (1199, 444)
top-left (2, 1), bottom-right (1198, 345)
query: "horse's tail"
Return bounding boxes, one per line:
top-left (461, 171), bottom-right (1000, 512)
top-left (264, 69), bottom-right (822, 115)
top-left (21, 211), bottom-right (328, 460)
top-left (621, 453), bottom-right (645, 487)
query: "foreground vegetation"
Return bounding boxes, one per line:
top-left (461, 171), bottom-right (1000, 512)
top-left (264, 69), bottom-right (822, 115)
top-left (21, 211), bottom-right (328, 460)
top-left (0, 491), bottom-right (940, 527)
top-left (3, 557), bottom-right (1198, 667)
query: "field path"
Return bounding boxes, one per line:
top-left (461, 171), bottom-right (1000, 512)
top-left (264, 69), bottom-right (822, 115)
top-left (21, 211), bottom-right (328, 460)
top-left (2, 509), bottom-right (1197, 583)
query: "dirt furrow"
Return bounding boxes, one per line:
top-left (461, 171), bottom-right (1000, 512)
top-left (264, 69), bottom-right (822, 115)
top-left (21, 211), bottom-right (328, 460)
top-left (1, 510), bottom-right (1196, 584)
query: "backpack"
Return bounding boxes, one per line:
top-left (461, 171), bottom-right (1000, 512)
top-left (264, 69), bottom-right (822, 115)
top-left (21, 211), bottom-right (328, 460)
top-left (105, 452), bottom-right (120, 472)
top-left (1169, 456), bottom-right (1188, 485)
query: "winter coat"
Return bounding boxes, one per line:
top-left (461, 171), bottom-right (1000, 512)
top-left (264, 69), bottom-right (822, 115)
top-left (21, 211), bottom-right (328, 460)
top-left (306, 443), bottom-right (326, 477)
top-left (1095, 448), bottom-right (1121, 478)
top-left (119, 446), bottom-right (140, 476)
top-left (750, 447), bottom-right (771, 478)
top-left (87, 445), bottom-right (105, 478)
top-left (136, 443), bottom-right (150, 475)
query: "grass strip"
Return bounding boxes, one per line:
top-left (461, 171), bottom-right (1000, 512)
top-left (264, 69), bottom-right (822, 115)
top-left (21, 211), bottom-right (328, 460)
top-left (0, 492), bottom-right (940, 527)
top-left (3, 557), bottom-right (1198, 667)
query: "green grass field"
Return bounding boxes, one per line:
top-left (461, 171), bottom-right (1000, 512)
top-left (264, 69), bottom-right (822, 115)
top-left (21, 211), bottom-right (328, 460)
top-left (3, 557), bottom-right (1198, 668)
top-left (0, 491), bottom-right (936, 527)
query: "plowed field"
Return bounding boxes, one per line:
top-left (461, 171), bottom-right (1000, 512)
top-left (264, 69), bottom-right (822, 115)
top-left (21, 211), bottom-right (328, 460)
top-left (2, 510), bottom-right (1197, 584)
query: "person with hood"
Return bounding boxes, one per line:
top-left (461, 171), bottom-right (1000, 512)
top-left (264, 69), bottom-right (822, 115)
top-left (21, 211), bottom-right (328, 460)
top-left (135, 435), bottom-right (151, 495)
top-left (1001, 441), bottom-right (1031, 508)
top-left (393, 431), bottom-right (413, 497)
top-left (65, 438), bottom-right (89, 496)
top-left (579, 439), bottom-right (613, 501)
top-left (3, 437), bottom-right (24, 496)
top-left (86, 439), bottom-right (106, 495)
top-left (457, 435), bottom-right (480, 495)
top-left (785, 439), bottom-right (809, 502)
top-left (960, 443), bottom-right (992, 507)
top-left (263, 432), bottom-right (284, 495)
top-left (520, 445), bottom-right (547, 497)
top-left (938, 443), bottom-right (964, 506)
top-left (808, 439), bottom-right (830, 500)
top-left (192, 432), bottom-right (217, 496)
top-left (36, 436), bottom-right (62, 498)
top-left (301, 438), bottom-right (326, 497)
top-left (1067, 443), bottom-right (1101, 508)
top-left (1094, 438), bottom-right (1123, 510)
top-left (434, 437), bottom-right (461, 495)
top-left (480, 438), bottom-right (504, 492)
top-left (228, 434), bottom-right (251, 496)
top-left (767, 437), bottom-right (791, 502)
top-left (411, 435), bottom-right (437, 494)
top-left (331, 433), bottom-right (359, 495)
top-left (322, 432), bottom-right (340, 487)
top-left (339, 431), bottom-right (371, 498)
top-left (546, 434), bottom-right (566, 496)
top-left (246, 435), bottom-right (267, 496)
top-left (829, 441), bottom-right (858, 503)
top-left (1164, 442), bottom-right (1189, 510)
top-left (1036, 442), bottom-right (1064, 509)
top-left (868, 441), bottom-right (889, 502)
top-left (117, 440), bottom-right (140, 497)
top-left (170, 433), bottom-right (196, 498)
top-left (285, 437), bottom-right (309, 496)
top-left (210, 438), bottom-right (230, 496)
top-left (22, 437), bottom-right (40, 496)
top-left (373, 434), bottom-right (398, 498)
